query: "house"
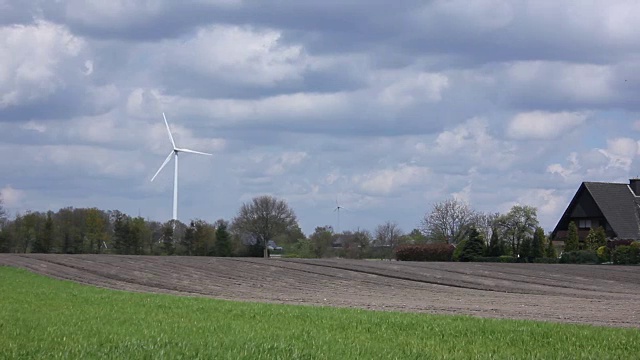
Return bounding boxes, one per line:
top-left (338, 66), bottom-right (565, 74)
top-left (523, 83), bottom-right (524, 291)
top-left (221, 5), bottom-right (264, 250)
top-left (552, 179), bottom-right (640, 242)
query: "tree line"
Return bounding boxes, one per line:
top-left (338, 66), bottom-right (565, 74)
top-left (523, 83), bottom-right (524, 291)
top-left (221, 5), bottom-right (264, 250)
top-left (0, 195), bottom-right (559, 260)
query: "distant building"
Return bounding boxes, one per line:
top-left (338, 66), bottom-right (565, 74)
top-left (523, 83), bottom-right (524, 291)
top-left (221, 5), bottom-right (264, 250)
top-left (552, 179), bottom-right (640, 243)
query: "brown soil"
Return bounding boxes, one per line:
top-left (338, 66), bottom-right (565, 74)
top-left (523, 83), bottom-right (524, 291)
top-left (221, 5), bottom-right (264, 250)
top-left (1, 254), bottom-right (639, 328)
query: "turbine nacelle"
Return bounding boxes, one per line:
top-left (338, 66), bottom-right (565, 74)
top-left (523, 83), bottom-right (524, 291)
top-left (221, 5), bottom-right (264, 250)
top-left (150, 112), bottom-right (212, 221)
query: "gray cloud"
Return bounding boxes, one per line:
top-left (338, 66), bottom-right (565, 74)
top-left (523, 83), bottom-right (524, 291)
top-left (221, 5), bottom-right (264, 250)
top-left (1, 0), bottom-right (639, 234)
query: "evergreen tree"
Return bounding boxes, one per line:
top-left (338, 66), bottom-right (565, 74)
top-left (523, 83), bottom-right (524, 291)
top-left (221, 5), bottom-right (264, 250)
top-left (162, 221), bottom-right (175, 255)
top-left (519, 237), bottom-right (532, 261)
top-left (458, 227), bottom-right (485, 262)
top-left (546, 238), bottom-right (557, 258)
top-left (42, 212), bottom-right (54, 253)
top-left (31, 213), bottom-right (52, 254)
top-left (182, 222), bottom-right (196, 255)
top-left (129, 217), bottom-right (147, 255)
top-left (564, 222), bottom-right (579, 252)
top-left (31, 234), bottom-right (46, 253)
top-left (531, 227), bottom-right (546, 259)
top-left (215, 222), bottom-right (232, 257)
top-left (86, 208), bottom-right (108, 254)
top-left (585, 226), bottom-right (606, 251)
top-left (486, 227), bottom-right (503, 257)
top-left (0, 227), bottom-right (8, 253)
top-left (112, 211), bottom-right (131, 254)
top-left (191, 220), bottom-right (215, 256)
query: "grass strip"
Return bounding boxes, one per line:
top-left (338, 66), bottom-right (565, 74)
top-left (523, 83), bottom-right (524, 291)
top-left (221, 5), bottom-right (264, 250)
top-left (1, 266), bottom-right (639, 359)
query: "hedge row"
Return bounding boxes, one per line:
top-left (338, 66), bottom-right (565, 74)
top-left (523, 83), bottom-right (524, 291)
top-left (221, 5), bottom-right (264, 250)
top-left (395, 243), bottom-right (454, 262)
top-left (559, 250), bottom-right (599, 264)
top-left (472, 256), bottom-right (558, 264)
top-left (612, 245), bottom-right (640, 265)
top-left (473, 256), bottom-right (517, 263)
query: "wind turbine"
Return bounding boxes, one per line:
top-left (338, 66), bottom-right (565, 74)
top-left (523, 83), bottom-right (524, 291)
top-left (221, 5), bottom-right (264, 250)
top-left (333, 197), bottom-right (347, 233)
top-left (150, 113), bottom-right (212, 221)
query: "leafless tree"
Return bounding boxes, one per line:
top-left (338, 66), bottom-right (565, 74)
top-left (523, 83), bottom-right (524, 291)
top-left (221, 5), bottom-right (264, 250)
top-left (0, 196), bottom-right (6, 229)
top-left (232, 195), bottom-right (298, 258)
top-left (421, 198), bottom-right (477, 245)
top-left (473, 211), bottom-right (501, 245)
top-left (374, 221), bottom-right (404, 258)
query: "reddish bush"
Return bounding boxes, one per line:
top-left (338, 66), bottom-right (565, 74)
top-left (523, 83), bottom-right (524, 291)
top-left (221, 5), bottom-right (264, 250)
top-left (606, 239), bottom-right (634, 249)
top-left (395, 243), bottom-right (455, 262)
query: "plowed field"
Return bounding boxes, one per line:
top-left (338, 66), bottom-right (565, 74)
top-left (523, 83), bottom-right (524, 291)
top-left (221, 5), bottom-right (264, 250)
top-left (2, 254), bottom-right (639, 328)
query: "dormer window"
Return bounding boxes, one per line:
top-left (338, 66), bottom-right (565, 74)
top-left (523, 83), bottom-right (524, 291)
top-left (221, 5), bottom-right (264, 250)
top-left (578, 219), bottom-right (592, 229)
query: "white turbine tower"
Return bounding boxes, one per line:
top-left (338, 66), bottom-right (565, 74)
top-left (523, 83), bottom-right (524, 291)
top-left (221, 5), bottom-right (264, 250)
top-left (150, 113), bottom-right (212, 221)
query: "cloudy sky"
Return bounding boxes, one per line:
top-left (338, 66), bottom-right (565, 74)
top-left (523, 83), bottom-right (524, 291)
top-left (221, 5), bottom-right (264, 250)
top-left (1, 0), bottom-right (639, 235)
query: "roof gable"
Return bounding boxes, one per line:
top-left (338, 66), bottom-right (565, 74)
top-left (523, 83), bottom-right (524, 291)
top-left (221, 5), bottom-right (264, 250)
top-left (553, 182), bottom-right (640, 240)
top-left (569, 189), bottom-right (604, 218)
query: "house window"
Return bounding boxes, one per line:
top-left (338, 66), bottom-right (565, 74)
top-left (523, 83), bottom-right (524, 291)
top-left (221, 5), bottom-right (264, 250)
top-left (578, 219), bottom-right (592, 229)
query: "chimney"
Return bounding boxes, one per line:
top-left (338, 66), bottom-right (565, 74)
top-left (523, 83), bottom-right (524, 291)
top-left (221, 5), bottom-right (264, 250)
top-left (630, 179), bottom-right (640, 196)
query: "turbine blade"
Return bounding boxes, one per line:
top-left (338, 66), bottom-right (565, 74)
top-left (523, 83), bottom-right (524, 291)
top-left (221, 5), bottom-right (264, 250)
top-left (162, 112), bottom-right (177, 149)
top-left (150, 151), bottom-right (174, 182)
top-left (177, 148), bottom-right (212, 156)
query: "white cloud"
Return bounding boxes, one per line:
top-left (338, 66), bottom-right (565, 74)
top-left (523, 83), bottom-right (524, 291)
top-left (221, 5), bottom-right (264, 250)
top-left (83, 60), bottom-right (94, 75)
top-left (598, 137), bottom-right (639, 171)
top-left (166, 25), bottom-right (309, 86)
top-left (20, 121), bottom-right (47, 133)
top-left (266, 152), bottom-right (309, 176)
top-left (377, 71), bottom-right (449, 106)
top-left (40, 145), bottom-right (147, 178)
top-left (158, 90), bottom-right (351, 125)
top-left (505, 61), bottom-right (616, 105)
top-left (432, 117), bottom-right (516, 170)
top-left (0, 20), bottom-right (84, 107)
top-left (355, 164), bottom-right (430, 195)
top-left (2, 1), bottom-right (640, 236)
top-left (0, 185), bottom-right (25, 208)
top-left (507, 111), bottom-right (588, 140)
top-left (547, 152), bottom-right (580, 180)
top-left (547, 138), bottom-right (640, 183)
top-left (516, 188), bottom-right (567, 227)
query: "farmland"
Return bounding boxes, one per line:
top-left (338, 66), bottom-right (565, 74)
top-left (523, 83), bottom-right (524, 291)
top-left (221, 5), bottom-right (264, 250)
top-left (1, 254), bottom-right (639, 328)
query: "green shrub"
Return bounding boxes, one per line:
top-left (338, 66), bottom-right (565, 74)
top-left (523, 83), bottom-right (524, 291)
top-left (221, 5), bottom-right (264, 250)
top-left (564, 222), bottom-right (580, 252)
top-left (559, 250), bottom-right (599, 264)
top-left (532, 257), bottom-right (559, 264)
top-left (585, 227), bottom-right (607, 251)
top-left (611, 245), bottom-right (640, 265)
top-left (452, 240), bottom-right (466, 261)
top-left (457, 228), bottom-right (485, 262)
top-left (473, 256), bottom-right (517, 263)
top-left (395, 243), bottom-right (454, 261)
top-left (596, 246), bottom-right (610, 263)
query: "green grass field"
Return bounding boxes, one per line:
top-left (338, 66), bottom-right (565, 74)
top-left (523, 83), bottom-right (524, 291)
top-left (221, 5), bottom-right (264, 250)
top-left (1, 267), bottom-right (639, 359)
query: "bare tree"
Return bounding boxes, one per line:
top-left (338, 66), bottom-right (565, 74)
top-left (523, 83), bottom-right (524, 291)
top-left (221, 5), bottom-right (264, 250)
top-left (421, 198), bottom-right (477, 245)
top-left (473, 211), bottom-right (500, 245)
top-left (341, 228), bottom-right (372, 259)
top-left (232, 195), bottom-right (298, 258)
top-left (374, 221), bottom-right (404, 259)
top-left (0, 196), bottom-right (6, 229)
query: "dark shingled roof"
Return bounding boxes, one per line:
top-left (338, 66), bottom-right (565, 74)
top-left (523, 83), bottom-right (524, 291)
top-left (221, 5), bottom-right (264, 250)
top-left (583, 182), bottom-right (640, 239)
top-left (552, 181), bottom-right (640, 240)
